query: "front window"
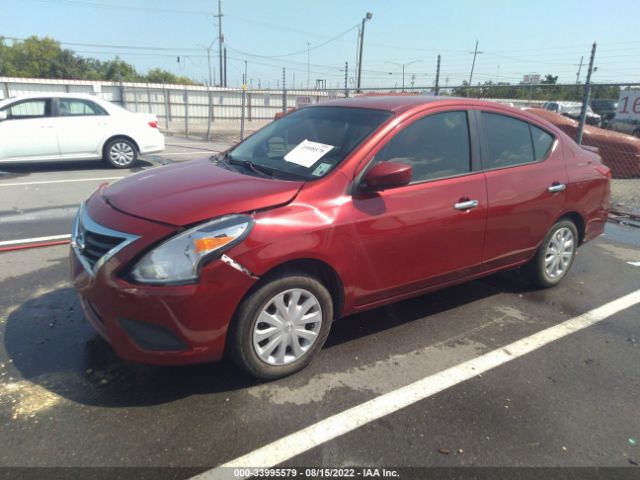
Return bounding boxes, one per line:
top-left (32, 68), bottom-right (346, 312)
top-left (371, 111), bottom-right (471, 183)
top-left (1, 99), bottom-right (51, 120)
top-left (228, 107), bottom-right (392, 180)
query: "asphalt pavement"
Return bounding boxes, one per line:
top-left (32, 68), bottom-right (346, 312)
top-left (1, 138), bottom-right (640, 479)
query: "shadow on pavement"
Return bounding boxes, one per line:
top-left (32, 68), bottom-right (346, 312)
top-left (0, 158), bottom-right (156, 178)
top-left (3, 268), bottom-right (532, 409)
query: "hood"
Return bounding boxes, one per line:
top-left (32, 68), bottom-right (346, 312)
top-left (103, 158), bottom-right (304, 226)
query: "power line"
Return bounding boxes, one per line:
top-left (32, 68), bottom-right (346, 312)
top-left (225, 23), bottom-right (359, 59)
top-left (3, 36), bottom-right (203, 52)
top-left (26, 0), bottom-right (213, 15)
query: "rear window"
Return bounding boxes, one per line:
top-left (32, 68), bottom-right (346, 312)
top-left (481, 112), bottom-right (555, 169)
top-left (482, 112), bottom-right (535, 169)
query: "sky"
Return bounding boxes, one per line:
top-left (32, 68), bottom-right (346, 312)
top-left (1, 0), bottom-right (639, 89)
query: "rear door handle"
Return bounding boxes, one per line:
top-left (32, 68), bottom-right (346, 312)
top-left (454, 199), bottom-right (479, 211)
top-left (548, 183), bottom-right (566, 193)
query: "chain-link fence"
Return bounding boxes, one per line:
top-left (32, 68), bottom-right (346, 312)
top-left (2, 76), bottom-right (638, 216)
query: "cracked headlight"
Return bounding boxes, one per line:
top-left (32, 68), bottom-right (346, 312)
top-left (130, 215), bottom-right (253, 284)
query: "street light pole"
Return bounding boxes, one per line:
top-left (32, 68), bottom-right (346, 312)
top-left (198, 39), bottom-right (216, 141)
top-left (386, 60), bottom-right (421, 92)
top-left (306, 42), bottom-right (310, 89)
top-left (356, 12), bottom-right (372, 92)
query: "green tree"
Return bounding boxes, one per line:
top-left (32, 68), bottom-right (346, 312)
top-left (98, 57), bottom-right (140, 82)
top-left (144, 68), bottom-right (194, 85)
top-left (0, 36), bottom-right (196, 84)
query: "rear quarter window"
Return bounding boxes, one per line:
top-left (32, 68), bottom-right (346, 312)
top-left (531, 125), bottom-right (554, 160)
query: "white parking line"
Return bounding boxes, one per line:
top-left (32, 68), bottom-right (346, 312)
top-left (0, 234), bottom-right (71, 247)
top-left (0, 177), bottom-right (125, 187)
top-left (193, 289), bottom-right (640, 479)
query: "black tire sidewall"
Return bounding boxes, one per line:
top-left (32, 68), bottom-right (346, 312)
top-left (228, 274), bottom-right (333, 380)
top-left (104, 138), bottom-right (137, 169)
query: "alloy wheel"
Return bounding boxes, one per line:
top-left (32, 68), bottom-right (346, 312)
top-left (109, 142), bottom-right (135, 166)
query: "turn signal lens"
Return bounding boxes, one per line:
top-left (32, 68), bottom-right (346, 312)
top-left (193, 236), bottom-right (234, 253)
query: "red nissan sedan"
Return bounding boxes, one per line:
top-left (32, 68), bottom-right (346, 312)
top-left (70, 96), bottom-right (610, 379)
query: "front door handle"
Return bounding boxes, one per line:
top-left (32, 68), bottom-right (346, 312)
top-left (454, 199), bottom-right (479, 211)
top-left (548, 183), bottom-right (566, 193)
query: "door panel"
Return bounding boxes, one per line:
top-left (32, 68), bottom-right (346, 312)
top-left (347, 109), bottom-right (487, 306)
top-left (350, 174), bottom-right (488, 306)
top-left (480, 111), bottom-right (568, 267)
top-left (0, 99), bottom-right (58, 160)
top-left (55, 98), bottom-right (109, 156)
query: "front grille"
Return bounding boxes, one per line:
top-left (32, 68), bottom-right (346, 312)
top-left (82, 230), bottom-right (127, 268)
top-left (72, 203), bottom-right (140, 274)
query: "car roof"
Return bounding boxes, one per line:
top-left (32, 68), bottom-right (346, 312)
top-left (308, 95), bottom-right (520, 115)
top-left (0, 92), bottom-right (104, 103)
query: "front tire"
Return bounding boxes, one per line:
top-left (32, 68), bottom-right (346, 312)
top-left (104, 138), bottom-right (137, 169)
top-left (523, 219), bottom-right (578, 288)
top-left (228, 273), bottom-right (333, 380)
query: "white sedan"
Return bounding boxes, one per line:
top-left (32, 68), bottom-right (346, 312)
top-left (0, 93), bottom-right (164, 168)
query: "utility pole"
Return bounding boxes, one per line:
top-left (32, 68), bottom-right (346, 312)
top-left (224, 47), bottom-right (227, 88)
top-left (344, 61), bottom-right (349, 97)
top-left (240, 60), bottom-right (247, 140)
top-left (576, 56), bottom-right (584, 84)
top-left (356, 12), bottom-right (373, 92)
top-left (215, 0), bottom-right (224, 87)
top-left (468, 40), bottom-right (483, 88)
top-left (206, 46), bottom-right (213, 140)
top-left (282, 67), bottom-right (287, 113)
top-left (354, 27), bottom-right (360, 87)
top-left (577, 43), bottom-right (597, 145)
top-left (435, 54), bottom-right (441, 96)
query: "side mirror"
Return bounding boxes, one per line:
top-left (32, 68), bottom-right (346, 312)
top-left (0, 111), bottom-right (7, 121)
top-left (361, 161), bottom-right (412, 191)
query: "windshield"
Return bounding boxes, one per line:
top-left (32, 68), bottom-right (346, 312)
top-left (228, 106), bottom-right (392, 180)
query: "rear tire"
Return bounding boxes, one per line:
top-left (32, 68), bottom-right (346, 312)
top-left (228, 273), bottom-right (333, 380)
top-left (523, 219), bottom-right (578, 288)
top-left (103, 138), bottom-right (137, 169)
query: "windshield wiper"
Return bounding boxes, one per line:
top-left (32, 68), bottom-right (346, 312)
top-left (211, 151), bottom-right (307, 181)
top-left (226, 156), bottom-right (275, 178)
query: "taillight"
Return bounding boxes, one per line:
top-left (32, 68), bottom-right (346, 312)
top-left (148, 121), bottom-right (158, 128)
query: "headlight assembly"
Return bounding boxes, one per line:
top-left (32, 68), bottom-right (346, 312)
top-left (129, 215), bottom-right (253, 284)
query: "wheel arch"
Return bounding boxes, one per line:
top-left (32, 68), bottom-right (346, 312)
top-left (102, 134), bottom-right (140, 156)
top-left (556, 211), bottom-right (586, 245)
top-left (246, 257), bottom-right (346, 321)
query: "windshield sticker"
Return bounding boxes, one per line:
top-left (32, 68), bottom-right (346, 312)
top-left (284, 139), bottom-right (334, 168)
top-left (311, 163), bottom-right (332, 177)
